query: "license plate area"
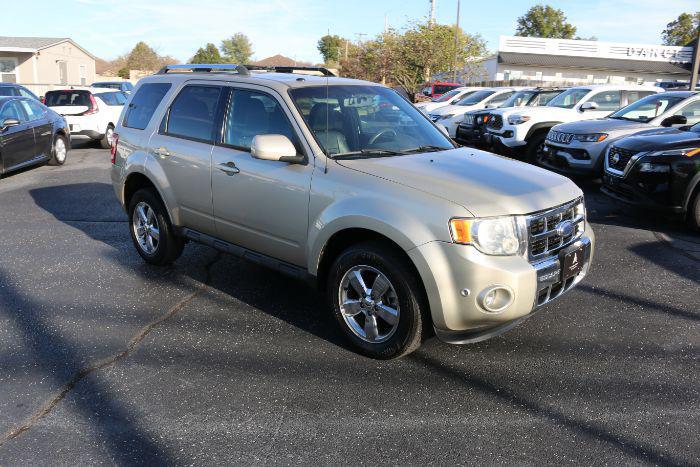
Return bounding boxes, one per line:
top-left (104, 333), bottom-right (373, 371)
top-left (560, 243), bottom-right (585, 281)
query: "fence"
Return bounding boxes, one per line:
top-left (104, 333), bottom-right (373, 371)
top-left (20, 83), bottom-right (85, 97)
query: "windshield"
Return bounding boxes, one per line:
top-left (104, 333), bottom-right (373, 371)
top-left (548, 88), bottom-right (590, 109)
top-left (501, 91), bottom-right (536, 108)
top-left (289, 85), bottom-right (454, 157)
top-left (433, 88), bottom-right (463, 103)
top-left (609, 94), bottom-right (686, 122)
top-left (456, 90), bottom-right (495, 106)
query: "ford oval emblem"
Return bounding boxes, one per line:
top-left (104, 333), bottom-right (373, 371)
top-left (556, 220), bottom-right (575, 237)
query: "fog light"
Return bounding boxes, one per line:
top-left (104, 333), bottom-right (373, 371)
top-left (478, 285), bottom-right (514, 313)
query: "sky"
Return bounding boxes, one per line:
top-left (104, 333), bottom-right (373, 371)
top-left (0, 0), bottom-right (697, 63)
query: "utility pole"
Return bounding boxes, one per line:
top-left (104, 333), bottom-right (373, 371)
top-left (452, 0), bottom-right (460, 83)
top-left (691, 29), bottom-right (700, 90)
top-left (429, 0), bottom-right (437, 25)
top-left (384, 14), bottom-right (389, 34)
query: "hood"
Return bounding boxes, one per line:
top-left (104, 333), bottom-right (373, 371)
top-left (615, 128), bottom-right (700, 153)
top-left (335, 148), bottom-right (581, 217)
top-left (553, 118), bottom-right (651, 134)
top-left (430, 104), bottom-right (477, 116)
top-left (504, 106), bottom-right (576, 121)
top-left (415, 101), bottom-right (448, 113)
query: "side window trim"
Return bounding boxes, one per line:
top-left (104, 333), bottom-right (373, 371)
top-left (216, 85), bottom-right (307, 160)
top-left (159, 83), bottom-right (225, 145)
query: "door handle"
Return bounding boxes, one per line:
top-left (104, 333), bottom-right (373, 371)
top-left (218, 161), bottom-right (240, 175)
top-left (154, 146), bottom-right (171, 157)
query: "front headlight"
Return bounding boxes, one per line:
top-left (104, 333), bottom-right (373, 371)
top-left (507, 115), bottom-right (531, 125)
top-left (439, 113), bottom-right (457, 121)
top-left (648, 147), bottom-right (700, 158)
top-left (449, 216), bottom-right (526, 256)
top-left (572, 133), bottom-right (608, 143)
top-left (463, 114), bottom-right (475, 124)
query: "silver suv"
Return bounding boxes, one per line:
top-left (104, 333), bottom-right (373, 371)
top-left (110, 64), bottom-right (595, 359)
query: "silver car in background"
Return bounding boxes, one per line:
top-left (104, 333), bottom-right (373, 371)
top-left (541, 91), bottom-right (700, 176)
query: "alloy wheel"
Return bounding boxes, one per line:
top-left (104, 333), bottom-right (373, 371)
top-left (54, 137), bottom-right (67, 163)
top-left (338, 265), bottom-right (400, 343)
top-left (132, 201), bottom-right (160, 254)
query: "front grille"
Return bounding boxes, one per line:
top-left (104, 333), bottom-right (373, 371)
top-left (526, 199), bottom-right (584, 261)
top-left (546, 130), bottom-right (573, 144)
top-left (487, 115), bottom-right (503, 130)
top-left (607, 146), bottom-right (636, 173)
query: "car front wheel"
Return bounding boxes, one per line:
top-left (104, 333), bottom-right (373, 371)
top-left (327, 241), bottom-right (427, 359)
top-left (688, 191), bottom-right (700, 232)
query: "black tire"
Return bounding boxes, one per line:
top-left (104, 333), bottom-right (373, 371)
top-left (47, 134), bottom-right (69, 166)
top-left (128, 188), bottom-right (184, 265)
top-left (100, 124), bottom-right (115, 149)
top-left (688, 190), bottom-right (700, 232)
top-left (327, 241), bottom-right (428, 359)
top-left (525, 131), bottom-right (548, 164)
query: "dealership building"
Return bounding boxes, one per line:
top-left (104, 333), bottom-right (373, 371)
top-left (451, 35), bottom-right (694, 86)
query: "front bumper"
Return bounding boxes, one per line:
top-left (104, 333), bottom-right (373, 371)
top-left (455, 124), bottom-right (487, 146)
top-left (408, 224), bottom-right (595, 344)
top-left (539, 141), bottom-right (606, 176)
top-left (601, 172), bottom-right (684, 214)
top-left (486, 123), bottom-right (529, 149)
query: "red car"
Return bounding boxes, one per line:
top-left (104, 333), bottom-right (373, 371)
top-left (418, 81), bottom-right (461, 100)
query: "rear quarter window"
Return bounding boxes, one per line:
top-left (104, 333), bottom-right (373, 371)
top-left (123, 83), bottom-right (172, 130)
top-left (96, 92), bottom-right (127, 106)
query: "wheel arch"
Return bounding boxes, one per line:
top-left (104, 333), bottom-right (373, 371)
top-left (122, 171), bottom-right (176, 227)
top-left (525, 122), bottom-right (561, 141)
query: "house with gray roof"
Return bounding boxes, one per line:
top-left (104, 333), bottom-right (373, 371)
top-left (0, 37), bottom-right (96, 93)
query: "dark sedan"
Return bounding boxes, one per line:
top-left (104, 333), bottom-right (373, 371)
top-left (601, 123), bottom-right (700, 230)
top-left (0, 96), bottom-right (70, 176)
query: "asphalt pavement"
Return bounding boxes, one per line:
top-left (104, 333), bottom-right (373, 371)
top-left (0, 141), bottom-right (698, 465)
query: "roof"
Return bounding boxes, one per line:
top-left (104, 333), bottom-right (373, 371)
top-left (139, 70), bottom-right (378, 92)
top-left (0, 36), bottom-right (96, 59)
top-left (499, 52), bottom-right (691, 76)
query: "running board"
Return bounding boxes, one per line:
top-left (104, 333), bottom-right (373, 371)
top-left (180, 228), bottom-right (311, 282)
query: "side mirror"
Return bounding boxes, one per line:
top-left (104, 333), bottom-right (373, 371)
top-left (251, 134), bottom-right (303, 164)
top-left (660, 114), bottom-right (687, 127)
top-left (580, 101), bottom-right (599, 111)
top-left (1, 118), bottom-right (20, 131)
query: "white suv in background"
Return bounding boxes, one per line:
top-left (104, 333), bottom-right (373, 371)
top-left (428, 87), bottom-right (520, 137)
top-left (485, 84), bottom-right (661, 161)
top-left (414, 87), bottom-right (483, 114)
top-left (44, 88), bottom-right (127, 148)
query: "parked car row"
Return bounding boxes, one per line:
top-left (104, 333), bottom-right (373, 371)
top-left (444, 84), bottom-right (700, 231)
top-left (0, 81), bottom-right (132, 176)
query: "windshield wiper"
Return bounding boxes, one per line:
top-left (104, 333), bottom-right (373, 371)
top-left (399, 145), bottom-right (451, 154)
top-left (332, 149), bottom-right (403, 159)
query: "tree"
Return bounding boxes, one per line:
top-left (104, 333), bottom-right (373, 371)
top-left (317, 35), bottom-right (344, 65)
top-left (221, 33), bottom-right (253, 64)
top-left (190, 43), bottom-right (223, 64)
top-left (662, 12), bottom-right (700, 46)
top-left (515, 4), bottom-right (576, 39)
top-left (125, 41), bottom-right (161, 71)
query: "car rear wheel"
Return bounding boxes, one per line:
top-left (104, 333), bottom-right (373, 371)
top-left (100, 124), bottom-right (115, 149)
top-left (48, 134), bottom-right (68, 166)
top-left (327, 241), bottom-right (427, 359)
top-left (128, 188), bottom-right (184, 265)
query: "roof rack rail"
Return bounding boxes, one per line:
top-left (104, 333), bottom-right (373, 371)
top-left (156, 64), bottom-right (250, 75)
top-left (243, 65), bottom-right (336, 77)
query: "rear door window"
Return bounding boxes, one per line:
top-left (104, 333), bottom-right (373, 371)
top-left (123, 83), bottom-right (171, 130)
top-left (19, 99), bottom-right (45, 121)
top-left (588, 90), bottom-right (621, 111)
top-left (96, 92), bottom-right (127, 106)
top-left (162, 85), bottom-right (223, 142)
